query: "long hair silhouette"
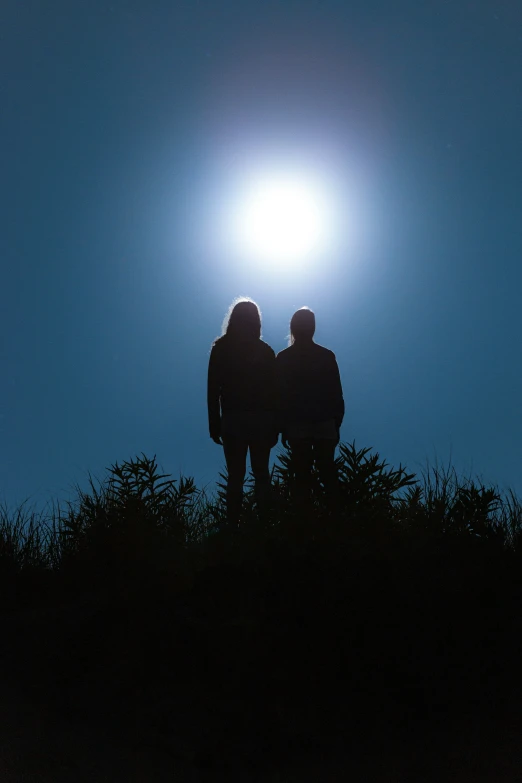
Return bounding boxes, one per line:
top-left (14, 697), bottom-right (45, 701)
top-left (217, 297), bottom-right (262, 343)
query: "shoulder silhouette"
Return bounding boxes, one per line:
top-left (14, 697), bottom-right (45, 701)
top-left (276, 340), bottom-right (344, 429)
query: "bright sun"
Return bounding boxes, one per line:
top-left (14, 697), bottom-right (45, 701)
top-left (230, 170), bottom-right (336, 266)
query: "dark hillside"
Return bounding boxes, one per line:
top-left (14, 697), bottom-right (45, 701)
top-left (1, 446), bottom-right (522, 781)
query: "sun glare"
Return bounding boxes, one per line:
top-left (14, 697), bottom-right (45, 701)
top-left (228, 170), bottom-right (337, 266)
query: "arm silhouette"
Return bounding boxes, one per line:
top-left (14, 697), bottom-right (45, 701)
top-left (329, 353), bottom-right (345, 435)
top-left (207, 345), bottom-right (222, 445)
top-left (275, 353), bottom-right (289, 446)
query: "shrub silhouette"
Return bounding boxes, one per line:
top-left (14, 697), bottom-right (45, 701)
top-left (1, 442), bottom-right (521, 585)
top-left (54, 454), bottom-right (211, 586)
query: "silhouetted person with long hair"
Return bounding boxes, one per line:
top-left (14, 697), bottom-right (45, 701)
top-left (276, 307), bottom-right (344, 506)
top-left (208, 298), bottom-right (278, 524)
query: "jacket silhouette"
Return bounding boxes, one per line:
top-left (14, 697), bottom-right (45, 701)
top-left (207, 335), bottom-right (277, 442)
top-left (276, 341), bottom-right (344, 439)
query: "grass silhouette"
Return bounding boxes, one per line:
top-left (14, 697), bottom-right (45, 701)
top-left (2, 443), bottom-right (519, 583)
top-left (1, 443), bottom-right (522, 779)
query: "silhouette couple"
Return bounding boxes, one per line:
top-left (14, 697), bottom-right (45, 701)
top-left (207, 298), bottom-right (344, 524)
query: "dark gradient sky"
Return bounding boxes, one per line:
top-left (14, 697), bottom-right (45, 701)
top-left (2, 0), bottom-right (522, 510)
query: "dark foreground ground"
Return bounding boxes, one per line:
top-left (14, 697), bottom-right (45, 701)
top-left (2, 537), bottom-right (522, 781)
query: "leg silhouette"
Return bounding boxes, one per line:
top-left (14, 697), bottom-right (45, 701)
top-left (314, 439), bottom-right (339, 508)
top-left (249, 440), bottom-right (272, 516)
top-left (288, 438), bottom-right (314, 509)
top-left (223, 438), bottom-right (248, 525)
top-left (314, 440), bottom-right (338, 492)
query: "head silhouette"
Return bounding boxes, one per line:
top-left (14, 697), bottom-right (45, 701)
top-left (290, 307), bottom-right (315, 344)
top-left (223, 298), bottom-right (262, 341)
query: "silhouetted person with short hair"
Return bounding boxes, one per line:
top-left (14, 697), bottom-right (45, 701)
top-left (276, 307), bottom-right (344, 506)
top-left (208, 298), bottom-right (278, 524)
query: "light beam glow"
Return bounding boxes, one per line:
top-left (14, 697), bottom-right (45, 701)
top-left (223, 167), bottom-right (340, 268)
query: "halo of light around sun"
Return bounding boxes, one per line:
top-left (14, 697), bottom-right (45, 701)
top-left (222, 167), bottom-right (341, 268)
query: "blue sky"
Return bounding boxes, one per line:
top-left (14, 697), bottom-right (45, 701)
top-left (2, 0), bottom-right (522, 510)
